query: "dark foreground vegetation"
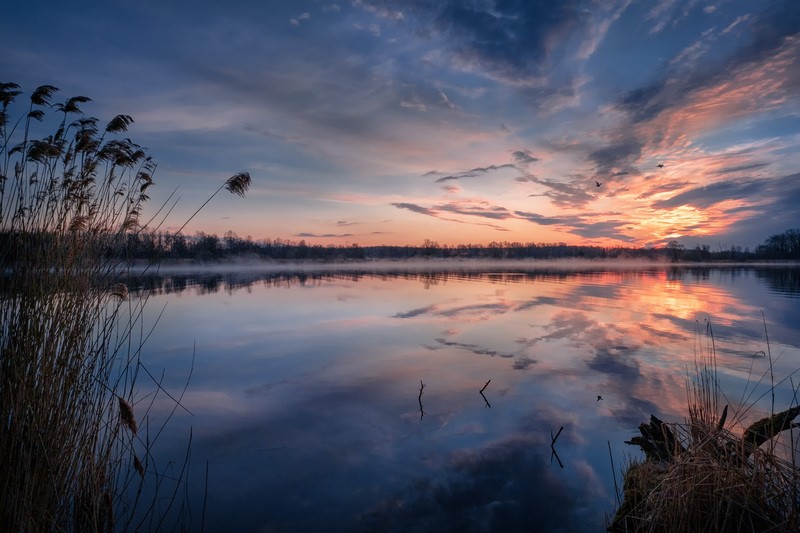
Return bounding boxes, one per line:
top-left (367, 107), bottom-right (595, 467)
top-left (1, 82), bottom-right (249, 530)
top-left (610, 326), bottom-right (800, 532)
top-left (79, 228), bottom-right (800, 263)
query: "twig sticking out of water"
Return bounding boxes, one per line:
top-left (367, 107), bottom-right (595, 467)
top-left (551, 426), bottom-right (564, 447)
top-left (479, 392), bottom-right (491, 408)
top-left (418, 380), bottom-right (425, 420)
top-left (479, 380), bottom-right (491, 408)
top-left (550, 426), bottom-right (565, 468)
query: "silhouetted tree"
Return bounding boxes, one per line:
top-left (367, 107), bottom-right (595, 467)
top-left (756, 229), bottom-right (800, 259)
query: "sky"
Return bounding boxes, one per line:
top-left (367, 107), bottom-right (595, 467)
top-left (3, 0), bottom-right (799, 249)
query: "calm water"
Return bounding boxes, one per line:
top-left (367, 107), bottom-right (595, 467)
top-left (129, 263), bottom-right (800, 532)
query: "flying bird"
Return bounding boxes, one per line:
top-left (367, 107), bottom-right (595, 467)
top-left (597, 395), bottom-right (603, 402)
top-left (657, 164), bottom-right (664, 168)
top-left (595, 181), bottom-right (602, 187)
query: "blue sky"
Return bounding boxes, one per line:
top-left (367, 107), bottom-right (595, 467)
top-left (3, 0), bottom-right (799, 248)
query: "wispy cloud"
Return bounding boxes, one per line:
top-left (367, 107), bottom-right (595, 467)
top-left (295, 232), bottom-right (353, 238)
top-left (577, 0), bottom-right (632, 59)
top-left (721, 13), bottom-right (752, 34)
top-left (511, 149), bottom-right (538, 165)
top-left (434, 164), bottom-right (516, 183)
top-left (514, 210), bottom-right (636, 242)
top-left (391, 200), bottom-right (514, 230)
top-left (646, 0), bottom-right (680, 34)
top-left (635, 181), bottom-right (693, 200)
top-left (290, 12), bottom-right (311, 26)
top-left (514, 211), bottom-right (575, 226)
top-left (525, 177), bottom-right (597, 209)
top-left (391, 202), bottom-right (437, 217)
top-left (712, 162), bottom-right (770, 175)
top-left (356, 0), bottom-right (586, 86)
top-left (353, 0), bottom-right (404, 21)
top-left (651, 179), bottom-right (768, 210)
top-left (618, 3), bottom-right (800, 132)
top-left (569, 220), bottom-right (638, 242)
top-left (437, 202), bottom-right (514, 220)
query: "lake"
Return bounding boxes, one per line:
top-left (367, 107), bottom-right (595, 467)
top-left (127, 262), bottom-right (800, 532)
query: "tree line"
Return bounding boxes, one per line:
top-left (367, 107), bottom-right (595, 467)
top-left (82, 228), bottom-right (800, 262)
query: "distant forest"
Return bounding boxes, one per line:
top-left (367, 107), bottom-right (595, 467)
top-left (4, 228), bottom-right (799, 264)
top-left (110, 227), bottom-right (800, 263)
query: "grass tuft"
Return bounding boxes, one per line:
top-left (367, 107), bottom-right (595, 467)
top-left (610, 320), bottom-right (800, 532)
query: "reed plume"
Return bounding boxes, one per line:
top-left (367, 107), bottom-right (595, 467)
top-left (111, 282), bottom-right (129, 301)
top-left (118, 396), bottom-right (138, 435)
top-left (225, 171), bottom-right (251, 197)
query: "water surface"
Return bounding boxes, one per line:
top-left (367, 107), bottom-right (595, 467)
top-left (131, 264), bottom-right (800, 531)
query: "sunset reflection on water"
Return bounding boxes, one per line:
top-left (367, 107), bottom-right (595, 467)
top-left (132, 265), bottom-right (800, 531)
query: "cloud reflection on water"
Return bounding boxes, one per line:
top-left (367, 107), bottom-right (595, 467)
top-left (359, 435), bottom-right (595, 533)
top-left (135, 265), bottom-right (800, 530)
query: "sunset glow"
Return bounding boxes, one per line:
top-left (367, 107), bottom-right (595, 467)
top-left (4, 1), bottom-right (798, 248)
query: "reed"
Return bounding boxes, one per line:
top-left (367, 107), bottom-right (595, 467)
top-left (609, 320), bottom-right (800, 532)
top-left (0, 82), bottom-right (250, 530)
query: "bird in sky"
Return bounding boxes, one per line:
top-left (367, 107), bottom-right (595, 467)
top-left (595, 181), bottom-right (602, 187)
top-left (597, 395), bottom-right (603, 402)
top-left (657, 164), bottom-right (664, 168)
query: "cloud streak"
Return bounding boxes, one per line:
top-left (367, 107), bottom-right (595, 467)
top-left (434, 163), bottom-right (516, 183)
top-left (391, 200), bottom-right (513, 231)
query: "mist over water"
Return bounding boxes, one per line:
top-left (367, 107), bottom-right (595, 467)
top-left (133, 264), bottom-right (800, 531)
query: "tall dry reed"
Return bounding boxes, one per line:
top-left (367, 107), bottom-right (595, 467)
top-left (0, 82), bottom-right (250, 530)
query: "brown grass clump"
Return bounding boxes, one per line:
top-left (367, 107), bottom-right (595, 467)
top-left (609, 322), bottom-right (800, 532)
top-left (612, 428), bottom-right (799, 531)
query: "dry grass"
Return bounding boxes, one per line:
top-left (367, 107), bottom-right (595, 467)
top-left (0, 82), bottom-right (250, 530)
top-left (612, 427), bottom-right (799, 531)
top-left (610, 321), bottom-right (800, 532)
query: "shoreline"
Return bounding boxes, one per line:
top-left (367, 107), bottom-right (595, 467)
top-left (122, 257), bottom-right (800, 274)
